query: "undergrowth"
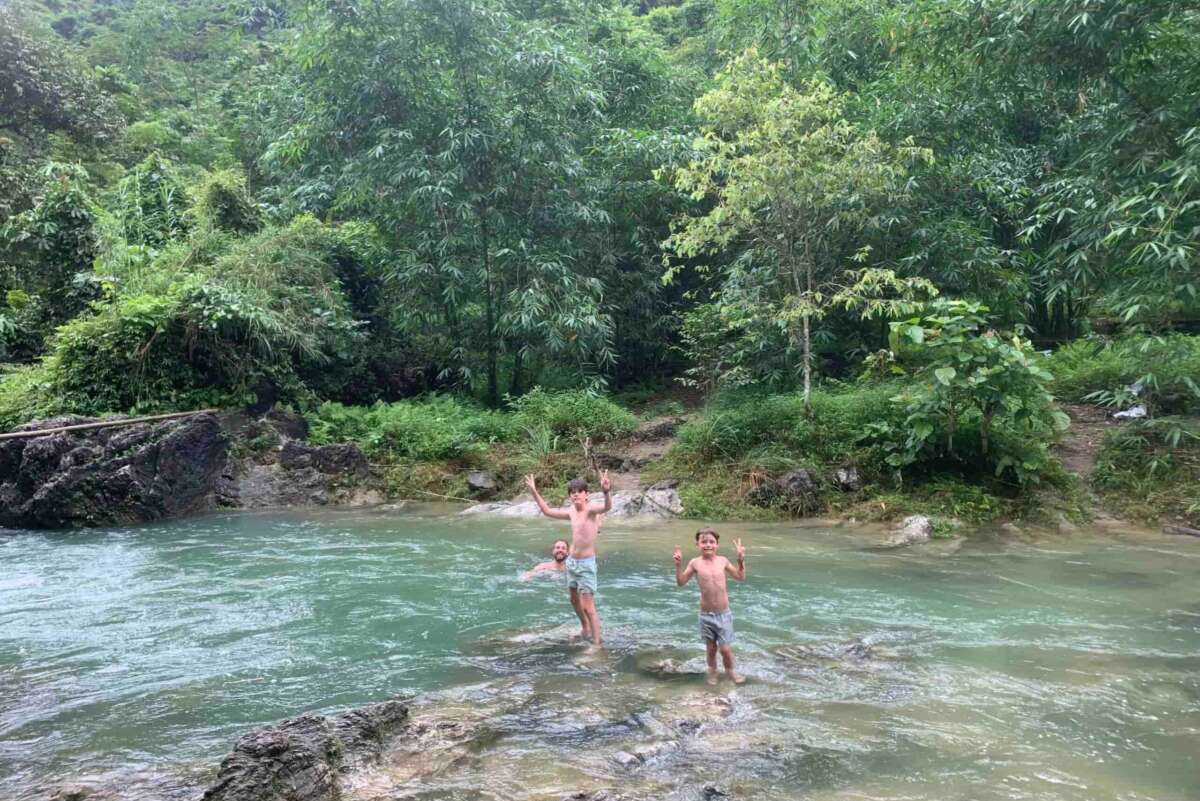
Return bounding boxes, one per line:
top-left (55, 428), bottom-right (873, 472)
top-left (1092, 418), bottom-right (1200, 525)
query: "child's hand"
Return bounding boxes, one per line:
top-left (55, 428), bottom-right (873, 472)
top-left (524, 474), bottom-right (537, 492)
top-left (673, 545), bottom-right (682, 565)
top-left (734, 538), bottom-right (746, 561)
top-left (599, 469), bottom-right (611, 492)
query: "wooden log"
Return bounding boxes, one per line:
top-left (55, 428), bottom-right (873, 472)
top-left (1163, 524), bottom-right (1200, 538)
top-left (0, 409), bottom-right (220, 441)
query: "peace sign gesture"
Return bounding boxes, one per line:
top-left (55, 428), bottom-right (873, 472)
top-left (734, 538), bottom-right (746, 562)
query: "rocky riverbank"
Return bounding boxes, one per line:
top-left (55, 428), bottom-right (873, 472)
top-left (0, 411), bottom-right (387, 529)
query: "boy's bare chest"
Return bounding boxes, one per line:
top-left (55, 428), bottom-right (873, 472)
top-left (695, 561), bottom-right (726, 585)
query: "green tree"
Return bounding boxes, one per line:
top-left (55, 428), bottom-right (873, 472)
top-left (665, 50), bottom-right (930, 409)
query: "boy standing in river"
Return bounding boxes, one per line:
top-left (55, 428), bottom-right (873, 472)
top-left (674, 528), bottom-right (746, 684)
top-left (525, 471), bottom-right (612, 648)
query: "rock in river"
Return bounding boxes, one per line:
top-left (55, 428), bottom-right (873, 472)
top-left (202, 698), bottom-right (409, 801)
top-left (463, 488), bottom-right (683, 519)
top-left (887, 515), bottom-right (932, 546)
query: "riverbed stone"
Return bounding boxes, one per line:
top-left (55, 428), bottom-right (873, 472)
top-left (264, 409), bottom-right (309, 441)
top-left (202, 698), bottom-right (409, 801)
top-left (831, 465), bottom-right (863, 492)
top-left (462, 488), bottom-right (683, 519)
top-left (887, 515), bottom-right (932, 546)
top-left (750, 468), bottom-right (822, 514)
top-left (466, 470), bottom-right (499, 498)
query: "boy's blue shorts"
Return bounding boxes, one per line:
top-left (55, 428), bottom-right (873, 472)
top-left (565, 556), bottom-right (597, 595)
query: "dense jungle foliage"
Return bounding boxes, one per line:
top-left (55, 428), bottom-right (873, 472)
top-left (2, 0), bottom-right (1198, 520)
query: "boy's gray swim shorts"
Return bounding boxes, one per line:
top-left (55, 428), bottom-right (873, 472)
top-left (565, 556), bottom-right (597, 595)
top-left (699, 608), bottom-right (735, 646)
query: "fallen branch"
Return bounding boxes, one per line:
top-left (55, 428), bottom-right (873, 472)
top-left (0, 409), bottom-right (220, 441)
top-left (1163, 524), bottom-right (1200, 538)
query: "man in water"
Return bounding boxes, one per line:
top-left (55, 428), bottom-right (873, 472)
top-left (525, 471), bottom-right (612, 648)
top-left (521, 539), bottom-right (569, 580)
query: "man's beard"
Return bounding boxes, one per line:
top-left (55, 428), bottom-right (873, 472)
top-left (554, 554), bottom-right (567, 563)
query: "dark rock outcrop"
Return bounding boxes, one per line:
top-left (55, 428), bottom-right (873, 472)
top-left (202, 698), bottom-right (409, 801)
top-left (831, 465), bottom-right (863, 492)
top-left (749, 468), bottom-right (822, 514)
top-left (0, 414), bottom-right (228, 529)
top-left (466, 470), bottom-right (498, 498)
top-left (225, 440), bottom-right (376, 510)
top-left (0, 410), bottom-right (387, 529)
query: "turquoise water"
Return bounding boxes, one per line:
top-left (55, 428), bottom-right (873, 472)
top-left (1, 506), bottom-right (1198, 799)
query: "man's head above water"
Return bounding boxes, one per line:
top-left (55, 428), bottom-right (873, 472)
top-left (552, 539), bottom-right (569, 562)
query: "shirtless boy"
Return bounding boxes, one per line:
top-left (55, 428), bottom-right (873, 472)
top-left (674, 528), bottom-right (746, 684)
top-left (525, 471), bottom-right (612, 647)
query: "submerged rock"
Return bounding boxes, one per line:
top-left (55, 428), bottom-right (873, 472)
top-left (202, 697), bottom-right (409, 801)
top-left (773, 637), bottom-right (896, 668)
top-left (0, 414), bottom-right (229, 529)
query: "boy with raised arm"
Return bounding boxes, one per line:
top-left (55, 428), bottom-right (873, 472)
top-left (525, 471), bottom-right (612, 648)
top-left (674, 528), bottom-right (746, 684)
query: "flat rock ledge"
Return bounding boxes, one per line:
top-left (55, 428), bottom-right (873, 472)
top-left (462, 483), bottom-right (683, 519)
top-left (202, 698), bottom-right (410, 801)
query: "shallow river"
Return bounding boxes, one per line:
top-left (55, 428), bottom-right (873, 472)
top-left (1, 507), bottom-right (1198, 800)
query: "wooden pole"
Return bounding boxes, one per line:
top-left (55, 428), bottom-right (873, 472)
top-left (0, 409), bottom-right (220, 441)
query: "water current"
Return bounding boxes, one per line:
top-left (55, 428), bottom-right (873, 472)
top-left (1, 506), bottom-right (1198, 800)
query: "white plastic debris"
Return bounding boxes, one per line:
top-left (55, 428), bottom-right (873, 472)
top-left (1113, 404), bottom-right (1147, 420)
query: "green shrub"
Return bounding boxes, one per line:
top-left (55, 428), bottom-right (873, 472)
top-left (193, 169), bottom-right (261, 234)
top-left (674, 383), bottom-right (899, 466)
top-left (879, 300), bottom-right (1068, 485)
top-left (509, 388), bottom-right (637, 442)
top-left (0, 363), bottom-right (61, 431)
top-left (307, 396), bottom-right (517, 460)
top-left (1092, 418), bottom-right (1200, 523)
top-left (1050, 334), bottom-right (1200, 415)
top-left (42, 217), bottom-right (365, 416)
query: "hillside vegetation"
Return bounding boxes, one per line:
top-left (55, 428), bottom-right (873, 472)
top-left (2, 0), bottom-right (1198, 525)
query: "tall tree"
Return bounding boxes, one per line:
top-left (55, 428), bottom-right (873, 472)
top-left (665, 51), bottom-right (929, 408)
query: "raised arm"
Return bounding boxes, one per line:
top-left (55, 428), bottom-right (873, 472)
top-left (525, 475), bottom-right (570, 520)
top-left (724, 538), bottom-right (747, 581)
top-left (674, 547), bottom-right (696, 586)
top-left (588, 469), bottom-right (612, 514)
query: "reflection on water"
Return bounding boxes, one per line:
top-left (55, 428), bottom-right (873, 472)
top-left (1, 507), bottom-right (1198, 800)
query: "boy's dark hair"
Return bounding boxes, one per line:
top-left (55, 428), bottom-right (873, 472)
top-left (567, 478), bottom-right (589, 494)
top-left (695, 527), bottom-right (720, 542)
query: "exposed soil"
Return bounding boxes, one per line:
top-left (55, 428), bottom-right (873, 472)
top-left (594, 415), bottom-right (688, 491)
top-left (1057, 403), bottom-right (1119, 479)
top-left (591, 387), bottom-right (704, 491)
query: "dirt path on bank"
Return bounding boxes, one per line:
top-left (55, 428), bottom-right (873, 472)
top-left (1057, 403), bottom-right (1118, 479)
top-left (592, 388), bottom-right (703, 491)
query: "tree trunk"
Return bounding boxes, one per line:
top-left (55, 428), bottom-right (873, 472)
top-left (510, 345), bottom-right (524, 398)
top-left (481, 214), bottom-right (499, 407)
top-left (802, 260), bottom-right (813, 414)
